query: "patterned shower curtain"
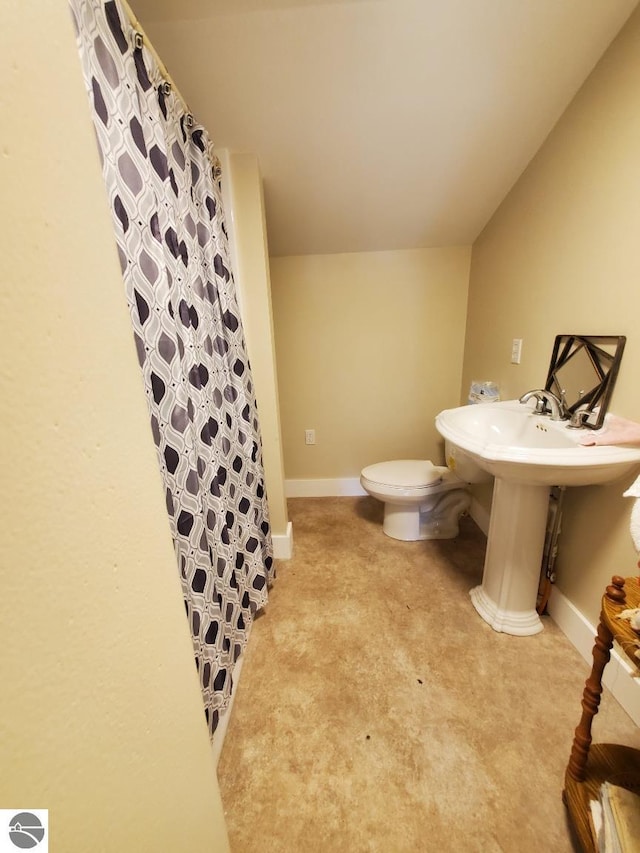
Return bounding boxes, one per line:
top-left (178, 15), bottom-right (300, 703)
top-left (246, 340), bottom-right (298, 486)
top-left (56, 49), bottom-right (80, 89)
top-left (70, 0), bottom-right (274, 737)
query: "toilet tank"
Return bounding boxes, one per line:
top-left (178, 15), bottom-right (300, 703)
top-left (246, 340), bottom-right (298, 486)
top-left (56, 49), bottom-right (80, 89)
top-left (445, 440), bottom-right (492, 484)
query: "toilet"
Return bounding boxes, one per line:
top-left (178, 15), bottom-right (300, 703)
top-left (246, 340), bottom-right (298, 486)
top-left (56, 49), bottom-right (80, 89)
top-left (360, 442), bottom-right (487, 541)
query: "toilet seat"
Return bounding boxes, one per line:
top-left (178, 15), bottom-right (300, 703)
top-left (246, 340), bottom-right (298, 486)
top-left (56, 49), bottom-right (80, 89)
top-left (359, 458), bottom-right (470, 541)
top-left (360, 459), bottom-right (443, 493)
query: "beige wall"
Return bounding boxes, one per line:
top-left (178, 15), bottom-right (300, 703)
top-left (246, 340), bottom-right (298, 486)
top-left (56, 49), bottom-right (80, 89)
top-left (219, 150), bottom-right (289, 538)
top-left (271, 248), bottom-right (471, 479)
top-left (464, 7), bottom-right (640, 624)
top-left (0, 4), bottom-right (229, 850)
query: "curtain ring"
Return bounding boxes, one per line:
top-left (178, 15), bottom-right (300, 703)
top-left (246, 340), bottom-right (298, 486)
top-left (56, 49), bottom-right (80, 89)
top-left (160, 81), bottom-right (172, 96)
top-left (133, 31), bottom-right (144, 50)
top-left (186, 114), bottom-right (194, 128)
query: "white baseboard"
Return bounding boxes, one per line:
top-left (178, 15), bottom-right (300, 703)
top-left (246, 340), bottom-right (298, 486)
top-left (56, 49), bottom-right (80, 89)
top-left (285, 480), bottom-right (491, 538)
top-left (547, 586), bottom-right (640, 727)
top-left (272, 521), bottom-right (293, 560)
top-left (285, 477), bottom-right (366, 497)
top-left (467, 499), bottom-right (639, 724)
top-left (469, 497), bottom-right (491, 535)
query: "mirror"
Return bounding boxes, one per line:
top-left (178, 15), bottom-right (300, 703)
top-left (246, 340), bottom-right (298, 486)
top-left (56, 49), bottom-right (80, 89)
top-left (545, 335), bottom-right (626, 430)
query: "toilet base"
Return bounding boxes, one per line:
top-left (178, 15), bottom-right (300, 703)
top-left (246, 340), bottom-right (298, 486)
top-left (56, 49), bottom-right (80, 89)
top-left (382, 489), bottom-right (470, 541)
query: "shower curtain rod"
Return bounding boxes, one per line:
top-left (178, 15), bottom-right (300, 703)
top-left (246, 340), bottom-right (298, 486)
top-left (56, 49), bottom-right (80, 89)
top-left (119, 0), bottom-right (192, 117)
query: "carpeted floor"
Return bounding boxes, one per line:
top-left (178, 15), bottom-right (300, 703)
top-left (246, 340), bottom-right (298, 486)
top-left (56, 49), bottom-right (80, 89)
top-left (218, 497), bottom-right (640, 852)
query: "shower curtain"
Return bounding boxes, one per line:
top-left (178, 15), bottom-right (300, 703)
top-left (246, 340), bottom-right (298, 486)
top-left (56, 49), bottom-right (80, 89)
top-left (70, 0), bottom-right (274, 737)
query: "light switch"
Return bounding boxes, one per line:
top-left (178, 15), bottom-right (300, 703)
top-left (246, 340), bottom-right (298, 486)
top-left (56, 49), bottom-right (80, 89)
top-left (511, 338), bottom-right (523, 364)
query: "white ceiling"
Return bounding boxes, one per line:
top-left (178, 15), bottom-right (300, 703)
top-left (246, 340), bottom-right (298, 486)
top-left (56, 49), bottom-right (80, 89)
top-left (130, 0), bottom-right (638, 257)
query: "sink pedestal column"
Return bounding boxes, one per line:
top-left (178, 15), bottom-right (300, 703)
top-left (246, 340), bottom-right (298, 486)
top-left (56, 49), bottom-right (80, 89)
top-left (470, 478), bottom-right (549, 636)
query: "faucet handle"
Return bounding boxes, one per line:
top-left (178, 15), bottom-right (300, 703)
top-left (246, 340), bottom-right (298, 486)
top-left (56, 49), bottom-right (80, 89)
top-left (568, 406), bottom-right (591, 428)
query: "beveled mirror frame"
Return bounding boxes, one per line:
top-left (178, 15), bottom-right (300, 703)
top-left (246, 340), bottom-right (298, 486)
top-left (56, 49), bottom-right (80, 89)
top-left (545, 334), bottom-right (626, 430)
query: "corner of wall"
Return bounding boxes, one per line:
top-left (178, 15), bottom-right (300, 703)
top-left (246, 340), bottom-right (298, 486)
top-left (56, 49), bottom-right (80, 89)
top-left (218, 149), bottom-right (290, 546)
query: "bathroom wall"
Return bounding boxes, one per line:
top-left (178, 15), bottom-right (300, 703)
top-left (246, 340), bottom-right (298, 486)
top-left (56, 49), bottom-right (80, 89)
top-left (270, 248), bottom-right (471, 480)
top-left (0, 4), bottom-right (229, 850)
top-left (219, 149), bottom-right (290, 553)
top-left (463, 5), bottom-right (640, 625)
top-left (129, 0), bottom-right (639, 632)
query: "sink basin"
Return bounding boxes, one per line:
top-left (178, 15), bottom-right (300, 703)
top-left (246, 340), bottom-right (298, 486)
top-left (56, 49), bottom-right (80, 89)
top-left (436, 399), bottom-right (640, 486)
top-left (435, 400), bottom-right (640, 637)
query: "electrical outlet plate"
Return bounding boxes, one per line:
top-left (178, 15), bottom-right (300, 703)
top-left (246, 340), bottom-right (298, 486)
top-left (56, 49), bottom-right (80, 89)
top-left (305, 429), bottom-right (316, 445)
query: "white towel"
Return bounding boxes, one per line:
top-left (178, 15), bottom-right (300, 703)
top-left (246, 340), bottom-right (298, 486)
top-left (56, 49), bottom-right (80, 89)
top-left (623, 475), bottom-right (640, 553)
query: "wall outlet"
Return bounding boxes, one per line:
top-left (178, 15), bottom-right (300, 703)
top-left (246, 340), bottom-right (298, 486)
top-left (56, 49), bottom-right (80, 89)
top-left (511, 338), bottom-right (523, 364)
top-left (305, 429), bottom-right (316, 445)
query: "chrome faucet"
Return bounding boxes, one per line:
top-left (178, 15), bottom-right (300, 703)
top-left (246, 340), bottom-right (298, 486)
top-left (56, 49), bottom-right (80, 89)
top-left (518, 389), bottom-right (567, 421)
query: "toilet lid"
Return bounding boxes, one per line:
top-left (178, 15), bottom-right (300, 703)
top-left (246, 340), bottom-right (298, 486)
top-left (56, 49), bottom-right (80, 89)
top-left (361, 460), bottom-right (442, 488)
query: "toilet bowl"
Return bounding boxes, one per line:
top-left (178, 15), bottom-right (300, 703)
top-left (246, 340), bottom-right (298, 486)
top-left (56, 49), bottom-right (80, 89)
top-left (360, 458), bottom-right (471, 541)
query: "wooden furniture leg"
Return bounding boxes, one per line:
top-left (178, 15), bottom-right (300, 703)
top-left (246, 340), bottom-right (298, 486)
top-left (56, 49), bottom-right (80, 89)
top-left (562, 576), bottom-right (640, 852)
top-left (566, 620), bottom-right (613, 782)
top-left (566, 576), bottom-right (626, 783)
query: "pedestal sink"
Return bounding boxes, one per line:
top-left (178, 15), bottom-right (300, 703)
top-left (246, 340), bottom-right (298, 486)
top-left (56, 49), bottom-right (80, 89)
top-left (435, 400), bottom-right (640, 636)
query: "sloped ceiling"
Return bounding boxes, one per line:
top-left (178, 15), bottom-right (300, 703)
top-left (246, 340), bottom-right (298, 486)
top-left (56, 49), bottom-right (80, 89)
top-left (130, 0), bottom-right (638, 256)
